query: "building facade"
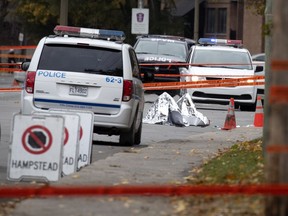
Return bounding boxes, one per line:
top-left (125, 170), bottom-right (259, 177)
top-left (173, 0), bottom-right (264, 55)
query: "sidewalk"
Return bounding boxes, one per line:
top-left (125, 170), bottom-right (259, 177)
top-left (11, 127), bottom-right (262, 216)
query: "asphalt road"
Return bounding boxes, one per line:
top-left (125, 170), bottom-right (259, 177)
top-left (0, 73), bottom-right (263, 216)
top-left (0, 89), bottom-right (256, 185)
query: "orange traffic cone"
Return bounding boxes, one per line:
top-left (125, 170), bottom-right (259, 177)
top-left (254, 96), bottom-right (264, 127)
top-left (222, 98), bottom-right (236, 130)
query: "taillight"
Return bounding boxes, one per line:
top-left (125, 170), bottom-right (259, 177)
top-left (122, 80), bottom-right (133, 101)
top-left (25, 71), bottom-right (36, 93)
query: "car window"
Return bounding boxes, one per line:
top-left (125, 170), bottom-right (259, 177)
top-left (253, 54), bottom-right (265, 61)
top-left (191, 49), bottom-right (253, 70)
top-left (129, 48), bottom-right (141, 79)
top-left (38, 44), bottom-right (123, 77)
top-left (135, 40), bottom-right (187, 59)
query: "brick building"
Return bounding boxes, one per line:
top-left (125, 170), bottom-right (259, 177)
top-left (172, 0), bottom-right (264, 55)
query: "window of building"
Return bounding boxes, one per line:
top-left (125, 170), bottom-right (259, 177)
top-left (206, 8), bottom-right (227, 34)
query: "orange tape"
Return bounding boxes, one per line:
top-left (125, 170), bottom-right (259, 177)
top-left (0, 54), bottom-right (33, 59)
top-left (271, 60), bottom-right (288, 72)
top-left (269, 86), bottom-right (288, 104)
top-left (141, 73), bottom-right (259, 78)
top-left (0, 45), bottom-right (36, 50)
top-left (0, 68), bottom-right (22, 72)
top-left (266, 145), bottom-right (288, 153)
top-left (0, 63), bottom-right (21, 67)
top-left (1, 184), bottom-right (288, 198)
top-left (139, 63), bottom-right (252, 67)
top-left (143, 76), bottom-right (265, 90)
top-left (0, 88), bottom-right (22, 92)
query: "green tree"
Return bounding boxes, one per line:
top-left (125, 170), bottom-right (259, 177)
top-left (0, 0), bottom-right (9, 29)
top-left (246, 0), bottom-right (266, 15)
top-left (6, 0), bottom-right (182, 45)
top-left (9, 0), bottom-right (59, 44)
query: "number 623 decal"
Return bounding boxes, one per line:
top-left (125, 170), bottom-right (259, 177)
top-left (105, 76), bottom-right (122, 84)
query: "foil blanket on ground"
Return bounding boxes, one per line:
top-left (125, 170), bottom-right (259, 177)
top-left (143, 92), bottom-right (210, 127)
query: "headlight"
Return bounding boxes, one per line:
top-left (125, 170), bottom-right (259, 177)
top-left (191, 76), bottom-right (206, 82)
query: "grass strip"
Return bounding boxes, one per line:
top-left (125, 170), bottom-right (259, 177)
top-left (174, 138), bottom-right (265, 216)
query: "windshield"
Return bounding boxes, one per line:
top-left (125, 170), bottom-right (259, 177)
top-left (38, 44), bottom-right (123, 76)
top-left (135, 40), bottom-right (187, 60)
top-left (191, 49), bottom-right (253, 70)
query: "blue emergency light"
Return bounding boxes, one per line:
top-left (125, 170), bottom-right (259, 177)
top-left (198, 38), bottom-right (242, 47)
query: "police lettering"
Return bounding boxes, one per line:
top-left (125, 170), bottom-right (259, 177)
top-left (11, 160), bottom-right (58, 171)
top-left (144, 56), bottom-right (172, 62)
top-left (38, 71), bottom-right (66, 78)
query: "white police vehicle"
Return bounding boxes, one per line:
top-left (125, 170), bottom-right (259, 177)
top-left (21, 25), bottom-right (145, 146)
top-left (134, 35), bottom-right (195, 96)
top-left (181, 38), bottom-right (263, 111)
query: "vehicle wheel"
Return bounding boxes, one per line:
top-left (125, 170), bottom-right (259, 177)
top-left (134, 117), bottom-right (143, 145)
top-left (240, 102), bottom-right (256, 112)
top-left (119, 117), bottom-right (136, 146)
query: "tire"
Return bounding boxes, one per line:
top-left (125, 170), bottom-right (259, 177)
top-left (119, 117), bottom-right (136, 146)
top-left (134, 118), bottom-right (143, 145)
top-left (240, 101), bottom-right (256, 112)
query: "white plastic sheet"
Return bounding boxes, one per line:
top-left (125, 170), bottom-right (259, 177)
top-left (143, 92), bottom-right (210, 127)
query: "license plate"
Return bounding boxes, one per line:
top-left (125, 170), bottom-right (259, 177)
top-left (69, 85), bottom-right (88, 96)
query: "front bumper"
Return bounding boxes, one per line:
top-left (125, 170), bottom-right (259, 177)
top-left (187, 86), bottom-right (257, 105)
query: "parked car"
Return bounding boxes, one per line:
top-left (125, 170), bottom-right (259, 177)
top-left (252, 53), bottom-right (265, 62)
top-left (181, 38), bottom-right (263, 111)
top-left (20, 25), bottom-right (145, 146)
top-left (134, 35), bottom-right (195, 95)
top-left (251, 53), bottom-right (265, 96)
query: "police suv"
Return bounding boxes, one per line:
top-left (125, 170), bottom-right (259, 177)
top-left (21, 25), bottom-right (145, 146)
top-left (181, 38), bottom-right (263, 111)
top-left (134, 35), bottom-right (195, 95)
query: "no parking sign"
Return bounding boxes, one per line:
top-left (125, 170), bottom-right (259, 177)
top-left (75, 111), bottom-right (94, 170)
top-left (7, 114), bottom-right (65, 182)
top-left (50, 110), bottom-right (94, 170)
top-left (36, 111), bottom-right (81, 176)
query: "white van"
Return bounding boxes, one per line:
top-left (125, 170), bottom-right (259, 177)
top-left (21, 25), bottom-right (145, 146)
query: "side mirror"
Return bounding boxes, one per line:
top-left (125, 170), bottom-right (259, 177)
top-left (21, 62), bottom-right (30, 71)
top-left (255, 65), bottom-right (263, 73)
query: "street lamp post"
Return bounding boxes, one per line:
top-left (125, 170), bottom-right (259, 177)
top-left (60, 0), bottom-right (68, 25)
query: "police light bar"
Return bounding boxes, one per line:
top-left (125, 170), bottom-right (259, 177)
top-left (198, 38), bottom-right (242, 46)
top-left (54, 25), bottom-right (126, 41)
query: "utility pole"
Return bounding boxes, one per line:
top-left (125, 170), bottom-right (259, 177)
top-left (60, 0), bottom-right (68, 25)
top-left (263, 0), bottom-right (272, 153)
top-left (265, 0), bottom-right (288, 215)
top-left (138, 0), bottom-right (143, 8)
top-left (194, 0), bottom-right (199, 41)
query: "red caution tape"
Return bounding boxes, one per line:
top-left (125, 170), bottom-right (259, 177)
top-left (143, 76), bottom-right (265, 90)
top-left (0, 45), bottom-right (36, 50)
top-left (0, 54), bottom-right (33, 59)
top-left (1, 184), bottom-right (288, 198)
top-left (139, 63), bottom-right (253, 67)
top-left (0, 88), bottom-right (22, 92)
top-left (271, 60), bottom-right (288, 72)
top-left (266, 145), bottom-right (288, 153)
top-left (270, 86), bottom-right (288, 104)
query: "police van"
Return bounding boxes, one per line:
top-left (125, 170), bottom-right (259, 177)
top-left (181, 38), bottom-right (263, 111)
top-left (21, 25), bottom-right (145, 146)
